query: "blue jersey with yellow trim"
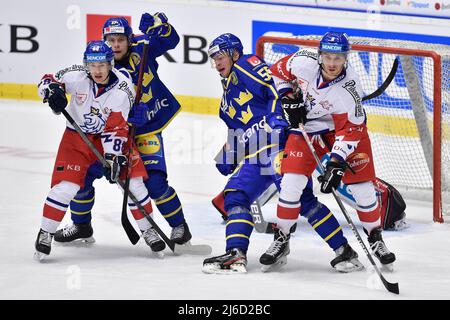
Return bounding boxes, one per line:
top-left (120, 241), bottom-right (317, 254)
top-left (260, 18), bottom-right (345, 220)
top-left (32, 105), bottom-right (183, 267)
top-left (117, 29), bottom-right (181, 135)
top-left (219, 54), bottom-right (283, 153)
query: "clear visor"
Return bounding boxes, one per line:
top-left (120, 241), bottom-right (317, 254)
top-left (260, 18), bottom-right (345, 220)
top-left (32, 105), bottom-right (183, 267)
top-left (84, 60), bottom-right (113, 73)
top-left (318, 52), bottom-right (348, 66)
top-left (208, 47), bottom-right (232, 68)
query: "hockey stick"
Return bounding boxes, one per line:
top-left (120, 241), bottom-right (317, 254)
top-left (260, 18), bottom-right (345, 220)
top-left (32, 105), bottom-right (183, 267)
top-left (250, 200), bottom-right (270, 233)
top-left (362, 57), bottom-right (399, 102)
top-left (120, 39), bottom-right (150, 245)
top-left (61, 109), bottom-right (212, 255)
top-left (252, 184), bottom-right (279, 233)
top-left (298, 123), bottom-right (399, 295)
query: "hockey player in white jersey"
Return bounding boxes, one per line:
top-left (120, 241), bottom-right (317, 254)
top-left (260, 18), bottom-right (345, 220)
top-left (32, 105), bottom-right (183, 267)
top-left (265, 31), bottom-right (396, 269)
top-left (34, 41), bottom-right (164, 260)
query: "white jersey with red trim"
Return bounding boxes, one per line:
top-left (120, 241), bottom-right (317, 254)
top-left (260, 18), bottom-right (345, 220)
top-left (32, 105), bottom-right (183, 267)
top-left (38, 66), bottom-right (135, 155)
top-left (270, 48), bottom-right (367, 161)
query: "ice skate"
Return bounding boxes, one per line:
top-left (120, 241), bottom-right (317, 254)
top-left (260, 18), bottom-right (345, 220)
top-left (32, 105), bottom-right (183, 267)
top-left (368, 227), bottom-right (396, 271)
top-left (170, 220), bottom-right (192, 245)
top-left (330, 243), bottom-right (364, 273)
top-left (34, 229), bottom-right (53, 261)
top-left (142, 227), bottom-right (166, 258)
top-left (54, 222), bottom-right (95, 244)
top-left (259, 228), bottom-right (290, 273)
top-left (202, 248), bottom-right (247, 274)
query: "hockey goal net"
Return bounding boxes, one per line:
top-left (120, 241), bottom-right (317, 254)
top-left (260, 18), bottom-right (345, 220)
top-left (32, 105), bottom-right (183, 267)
top-left (256, 35), bottom-right (450, 222)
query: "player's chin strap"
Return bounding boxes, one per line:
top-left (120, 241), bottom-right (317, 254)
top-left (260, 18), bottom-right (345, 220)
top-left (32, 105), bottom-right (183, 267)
top-left (298, 122), bottom-right (399, 295)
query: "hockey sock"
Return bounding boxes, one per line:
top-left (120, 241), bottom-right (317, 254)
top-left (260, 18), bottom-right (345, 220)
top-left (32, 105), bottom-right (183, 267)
top-left (42, 181), bottom-right (80, 234)
top-left (128, 197), bottom-right (153, 231)
top-left (348, 182), bottom-right (381, 234)
top-left (70, 187), bottom-right (95, 224)
top-left (304, 203), bottom-right (347, 251)
top-left (276, 173), bottom-right (307, 234)
top-left (357, 205), bottom-right (381, 235)
top-left (128, 178), bottom-right (154, 231)
top-left (277, 202), bottom-right (300, 234)
top-left (154, 186), bottom-right (184, 228)
top-left (145, 171), bottom-right (184, 227)
top-left (225, 207), bottom-right (254, 253)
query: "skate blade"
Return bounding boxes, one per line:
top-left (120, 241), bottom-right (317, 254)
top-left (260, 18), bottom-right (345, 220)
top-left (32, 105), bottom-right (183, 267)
top-left (202, 263), bottom-right (247, 274)
top-left (54, 237), bottom-right (96, 246)
top-left (151, 251), bottom-right (165, 259)
top-left (261, 256), bottom-right (288, 273)
top-left (334, 259), bottom-right (365, 273)
top-left (174, 243), bottom-right (212, 256)
top-left (381, 263), bottom-right (394, 272)
top-left (33, 251), bottom-right (48, 262)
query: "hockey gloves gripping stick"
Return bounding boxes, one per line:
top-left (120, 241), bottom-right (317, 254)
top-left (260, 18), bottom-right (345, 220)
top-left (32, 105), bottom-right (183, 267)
top-left (318, 160), bottom-right (346, 194)
top-left (104, 153), bottom-right (128, 183)
top-left (281, 95), bottom-right (307, 129)
top-left (44, 83), bottom-right (68, 115)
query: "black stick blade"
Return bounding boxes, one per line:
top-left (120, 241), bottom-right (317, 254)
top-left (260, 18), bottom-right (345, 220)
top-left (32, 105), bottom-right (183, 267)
top-left (121, 213), bottom-right (140, 245)
top-left (381, 275), bottom-right (400, 295)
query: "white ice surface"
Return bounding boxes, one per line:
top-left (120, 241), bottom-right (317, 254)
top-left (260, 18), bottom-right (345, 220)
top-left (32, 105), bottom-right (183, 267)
top-left (1, 99), bottom-right (450, 300)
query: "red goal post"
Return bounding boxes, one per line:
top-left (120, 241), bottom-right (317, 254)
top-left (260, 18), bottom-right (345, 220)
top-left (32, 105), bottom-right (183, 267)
top-left (256, 35), bottom-right (449, 222)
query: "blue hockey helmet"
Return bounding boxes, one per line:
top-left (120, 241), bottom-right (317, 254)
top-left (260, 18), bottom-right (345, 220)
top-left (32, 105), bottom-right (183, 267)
top-left (83, 40), bottom-right (115, 66)
top-left (319, 31), bottom-right (351, 54)
top-left (102, 17), bottom-right (133, 43)
top-left (208, 33), bottom-right (244, 59)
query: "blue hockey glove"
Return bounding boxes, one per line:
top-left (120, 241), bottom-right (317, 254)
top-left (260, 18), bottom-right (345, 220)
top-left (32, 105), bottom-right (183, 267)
top-left (265, 112), bottom-right (289, 145)
top-left (215, 144), bottom-right (238, 176)
top-left (104, 153), bottom-right (128, 183)
top-left (44, 83), bottom-right (67, 115)
top-left (216, 162), bottom-right (237, 176)
top-left (139, 12), bottom-right (168, 36)
top-left (128, 103), bottom-right (149, 128)
top-left (318, 160), bottom-right (346, 194)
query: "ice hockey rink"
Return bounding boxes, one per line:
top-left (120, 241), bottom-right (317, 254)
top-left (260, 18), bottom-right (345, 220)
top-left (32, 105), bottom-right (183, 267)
top-left (1, 99), bottom-right (449, 300)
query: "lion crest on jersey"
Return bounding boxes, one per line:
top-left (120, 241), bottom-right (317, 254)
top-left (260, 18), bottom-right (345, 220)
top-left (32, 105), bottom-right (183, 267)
top-left (80, 106), bottom-right (106, 134)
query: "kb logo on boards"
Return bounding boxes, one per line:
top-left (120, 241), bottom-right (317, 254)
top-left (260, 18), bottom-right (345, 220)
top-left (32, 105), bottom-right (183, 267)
top-left (0, 25), bottom-right (39, 53)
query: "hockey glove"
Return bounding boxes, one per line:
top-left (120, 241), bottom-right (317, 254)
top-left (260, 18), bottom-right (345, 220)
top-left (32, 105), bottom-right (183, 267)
top-left (216, 162), bottom-right (237, 176)
top-left (45, 83), bottom-right (67, 115)
top-left (104, 153), bottom-right (128, 183)
top-left (215, 144), bottom-right (238, 176)
top-left (281, 95), bottom-right (307, 129)
top-left (318, 160), bottom-right (346, 194)
top-left (139, 12), bottom-right (168, 36)
top-left (265, 112), bottom-right (289, 145)
top-left (128, 103), bottom-right (149, 128)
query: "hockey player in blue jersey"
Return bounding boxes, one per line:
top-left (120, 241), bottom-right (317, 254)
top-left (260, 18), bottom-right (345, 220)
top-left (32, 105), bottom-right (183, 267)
top-left (202, 34), bottom-right (363, 274)
top-left (54, 13), bottom-right (192, 253)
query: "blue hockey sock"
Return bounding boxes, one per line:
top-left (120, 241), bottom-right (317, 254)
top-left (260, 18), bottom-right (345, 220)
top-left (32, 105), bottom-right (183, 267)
top-left (303, 203), bottom-right (347, 251)
top-left (154, 186), bottom-right (184, 227)
top-left (225, 209), bottom-right (254, 253)
top-left (70, 187), bottom-right (95, 224)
